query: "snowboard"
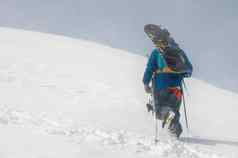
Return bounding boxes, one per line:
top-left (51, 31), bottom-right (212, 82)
top-left (144, 24), bottom-right (192, 74)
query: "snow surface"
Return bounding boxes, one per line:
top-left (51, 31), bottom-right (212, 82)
top-left (0, 27), bottom-right (238, 158)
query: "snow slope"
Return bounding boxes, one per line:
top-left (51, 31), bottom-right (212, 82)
top-left (0, 27), bottom-right (238, 158)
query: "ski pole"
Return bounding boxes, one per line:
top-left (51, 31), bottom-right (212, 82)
top-left (182, 79), bottom-right (190, 96)
top-left (151, 76), bottom-right (159, 143)
top-left (181, 80), bottom-right (189, 134)
top-left (155, 115), bottom-right (159, 144)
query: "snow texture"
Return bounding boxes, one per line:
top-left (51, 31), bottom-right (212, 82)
top-left (0, 27), bottom-right (238, 158)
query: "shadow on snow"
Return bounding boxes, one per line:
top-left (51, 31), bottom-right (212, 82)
top-left (180, 137), bottom-right (238, 147)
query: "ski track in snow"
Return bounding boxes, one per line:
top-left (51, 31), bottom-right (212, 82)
top-left (0, 105), bottom-right (227, 158)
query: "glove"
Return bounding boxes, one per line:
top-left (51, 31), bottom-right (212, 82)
top-left (144, 85), bottom-right (152, 93)
top-left (183, 72), bottom-right (192, 78)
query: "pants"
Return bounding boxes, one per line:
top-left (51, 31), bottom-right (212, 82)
top-left (154, 87), bottom-right (183, 137)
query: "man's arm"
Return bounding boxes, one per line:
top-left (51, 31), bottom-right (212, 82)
top-left (143, 50), bottom-right (157, 86)
top-left (180, 49), bottom-right (193, 77)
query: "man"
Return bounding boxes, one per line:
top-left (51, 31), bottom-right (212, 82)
top-left (143, 33), bottom-right (192, 138)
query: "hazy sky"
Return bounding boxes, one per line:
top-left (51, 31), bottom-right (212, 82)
top-left (0, 0), bottom-right (238, 92)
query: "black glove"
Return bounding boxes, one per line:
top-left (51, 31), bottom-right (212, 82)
top-left (183, 72), bottom-right (191, 78)
top-left (144, 85), bottom-right (152, 93)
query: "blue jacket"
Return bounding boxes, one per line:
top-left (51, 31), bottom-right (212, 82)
top-left (143, 49), bottom-right (192, 91)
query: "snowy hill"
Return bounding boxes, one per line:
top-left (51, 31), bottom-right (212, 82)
top-left (0, 27), bottom-right (238, 158)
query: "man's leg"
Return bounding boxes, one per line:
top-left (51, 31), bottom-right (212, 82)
top-left (155, 106), bottom-right (172, 120)
top-left (154, 89), bottom-right (171, 120)
top-left (154, 88), bottom-right (183, 138)
top-left (168, 111), bottom-right (183, 138)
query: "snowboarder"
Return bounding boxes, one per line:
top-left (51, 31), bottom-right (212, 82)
top-left (143, 28), bottom-right (193, 138)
